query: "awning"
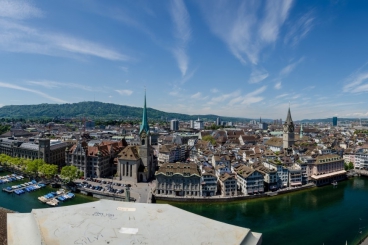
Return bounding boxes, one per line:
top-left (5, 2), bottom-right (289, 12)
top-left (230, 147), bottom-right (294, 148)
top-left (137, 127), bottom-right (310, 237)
top-left (290, 182), bottom-right (302, 186)
top-left (311, 170), bottom-right (347, 180)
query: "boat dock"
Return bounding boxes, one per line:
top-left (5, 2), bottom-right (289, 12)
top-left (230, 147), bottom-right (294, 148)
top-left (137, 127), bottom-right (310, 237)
top-left (0, 174), bottom-right (24, 184)
top-left (38, 189), bottom-right (75, 206)
top-left (2, 180), bottom-right (46, 194)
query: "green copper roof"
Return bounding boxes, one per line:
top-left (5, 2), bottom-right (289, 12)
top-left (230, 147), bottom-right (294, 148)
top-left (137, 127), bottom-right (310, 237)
top-left (139, 91), bottom-right (150, 135)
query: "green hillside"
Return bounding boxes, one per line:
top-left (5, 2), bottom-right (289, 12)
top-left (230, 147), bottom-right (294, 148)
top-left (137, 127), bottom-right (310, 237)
top-left (0, 101), bottom-right (246, 122)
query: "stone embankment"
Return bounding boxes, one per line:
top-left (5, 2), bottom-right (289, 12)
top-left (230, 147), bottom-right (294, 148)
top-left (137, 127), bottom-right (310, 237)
top-left (0, 207), bottom-right (14, 245)
top-left (155, 183), bottom-right (315, 203)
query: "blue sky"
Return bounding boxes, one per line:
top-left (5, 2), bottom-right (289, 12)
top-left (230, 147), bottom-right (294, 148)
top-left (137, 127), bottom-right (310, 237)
top-left (0, 0), bottom-right (368, 120)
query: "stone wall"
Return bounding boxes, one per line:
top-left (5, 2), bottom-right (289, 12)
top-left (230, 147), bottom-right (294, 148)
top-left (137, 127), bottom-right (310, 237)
top-left (0, 207), bottom-right (14, 245)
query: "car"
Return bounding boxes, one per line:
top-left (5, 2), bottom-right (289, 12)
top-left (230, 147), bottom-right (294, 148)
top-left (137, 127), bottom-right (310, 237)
top-left (117, 183), bottom-right (121, 186)
top-left (102, 181), bottom-right (106, 184)
top-left (82, 181), bottom-right (88, 184)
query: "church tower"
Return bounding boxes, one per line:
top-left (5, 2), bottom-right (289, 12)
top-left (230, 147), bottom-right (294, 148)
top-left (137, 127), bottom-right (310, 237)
top-left (300, 123), bottom-right (304, 139)
top-left (283, 107), bottom-right (295, 149)
top-left (139, 91), bottom-right (153, 180)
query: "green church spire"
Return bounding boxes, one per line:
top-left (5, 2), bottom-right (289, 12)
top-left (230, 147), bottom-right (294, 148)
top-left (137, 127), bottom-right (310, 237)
top-left (139, 90), bottom-right (150, 135)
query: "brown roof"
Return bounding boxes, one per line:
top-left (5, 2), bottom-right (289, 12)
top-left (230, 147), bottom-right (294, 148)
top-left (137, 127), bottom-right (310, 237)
top-left (156, 162), bottom-right (200, 177)
top-left (118, 146), bottom-right (140, 161)
top-left (265, 137), bottom-right (283, 147)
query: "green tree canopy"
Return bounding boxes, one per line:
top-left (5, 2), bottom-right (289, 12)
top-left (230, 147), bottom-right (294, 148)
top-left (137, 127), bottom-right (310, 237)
top-left (202, 135), bottom-right (216, 145)
top-left (39, 164), bottom-right (58, 179)
top-left (61, 165), bottom-right (79, 183)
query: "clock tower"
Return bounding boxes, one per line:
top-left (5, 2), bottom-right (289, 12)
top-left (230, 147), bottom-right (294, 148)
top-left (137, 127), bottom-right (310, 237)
top-left (139, 91), bottom-right (154, 180)
top-left (283, 107), bottom-right (295, 149)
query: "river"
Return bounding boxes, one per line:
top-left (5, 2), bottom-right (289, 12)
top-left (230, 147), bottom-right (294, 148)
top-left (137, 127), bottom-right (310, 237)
top-left (160, 177), bottom-right (368, 245)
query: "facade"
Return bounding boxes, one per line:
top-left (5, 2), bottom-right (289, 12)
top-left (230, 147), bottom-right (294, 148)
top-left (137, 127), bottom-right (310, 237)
top-left (218, 172), bottom-right (237, 196)
top-left (170, 119), bottom-right (179, 131)
top-left (353, 154), bottom-right (368, 170)
top-left (216, 117), bottom-right (221, 126)
top-left (283, 107), bottom-right (295, 149)
top-left (307, 154), bottom-right (346, 186)
top-left (155, 162), bottom-right (201, 196)
top-left (201, 167), bottom-right (218, 196)
top-left (66, 140), bottom-right (125, 178)
top-left (234, 165), bottom-right (264, 195)
top-left (194, 118), bottom-right (204, 130)
top-left (288, 165), bottom-right (303, 187)
top-left (256, 164), bottom-right (278, 191)
top-left (0, 138), bottom-right (68, 168)
top-left (332, 117), bottom-right (338, 126)
top-left (116, 93), bottom-right (156, 182)
top-left (158, 144), bottom-right (187, 164)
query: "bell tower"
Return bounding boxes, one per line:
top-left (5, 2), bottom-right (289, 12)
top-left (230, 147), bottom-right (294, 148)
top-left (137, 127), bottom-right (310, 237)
top-left (283, 107), bottom-right (295, 149)
top-left (139, 91), bottom-right (153, 180)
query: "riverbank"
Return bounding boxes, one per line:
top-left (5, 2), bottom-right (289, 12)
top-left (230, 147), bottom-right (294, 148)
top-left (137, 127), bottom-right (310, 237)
top-left (155, 183), bottom-right (315, 203)
top-left (0, 207), bottom-right (14, 245)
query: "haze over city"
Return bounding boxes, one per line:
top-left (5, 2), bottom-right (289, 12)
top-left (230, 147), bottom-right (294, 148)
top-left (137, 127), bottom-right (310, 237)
top-left (0, 0), bottom-right (367, 120)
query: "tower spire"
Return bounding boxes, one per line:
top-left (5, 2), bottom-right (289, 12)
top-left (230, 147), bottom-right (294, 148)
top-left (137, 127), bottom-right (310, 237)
top-left (285, 106), bottom-right (293, 124)
top-left (139, 90), bottom-right (150, 135)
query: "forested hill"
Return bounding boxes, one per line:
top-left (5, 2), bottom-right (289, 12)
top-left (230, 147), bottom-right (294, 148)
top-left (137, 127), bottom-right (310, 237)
top-left (0, 101), bottom-right (245, 122)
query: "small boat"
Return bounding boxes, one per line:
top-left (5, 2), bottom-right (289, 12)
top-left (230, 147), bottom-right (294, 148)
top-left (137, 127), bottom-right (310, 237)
top-left (332, 180), bottom-right (338, 186)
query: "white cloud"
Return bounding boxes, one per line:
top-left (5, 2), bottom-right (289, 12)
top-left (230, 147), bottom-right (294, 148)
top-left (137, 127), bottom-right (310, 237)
top-left (191, 92), bottom-right (201, 99)
top-left (0, 10), bottom-right (130, 61)
top-left (170, 0), bottom-right (191, 76)
top-left (285, 10), bottom-right (315, 46)
top-left (27, 80), bottom-right (94, 91)
top-left (210, 90), bottom-right (241, 103)
top-left (120, 66), bottom-right (129, 72)
top-left (276, 93), bottom-right (288, 99)
top-left (0, 0), bottom-right (43, 20)
top-left (0, 81), bottom-right (66, 103)
top-left (280, 57), bottom-right (304, 76)
top-left (228, 86), bottom-right (267, 106)
top-left (249, 67), bottom-right (269, 84)
top-left (115, 89), bottom-right (133, 96)
top-left (210, 88), bottom-right (219, 93)
top-left (343, 71), bottom-right (368, 93)
top-left (199, 0), bottom-right (293, 65)
top-left (275, 82), bottom-right (282, 90)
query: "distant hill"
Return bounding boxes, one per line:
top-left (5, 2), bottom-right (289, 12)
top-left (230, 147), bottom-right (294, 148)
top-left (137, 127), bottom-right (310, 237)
top-left (0, 101), bottom-right (247, 122)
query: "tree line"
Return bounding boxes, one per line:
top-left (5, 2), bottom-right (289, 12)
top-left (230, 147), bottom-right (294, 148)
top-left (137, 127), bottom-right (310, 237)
top-left (0, 154), bottom-right (82, 182)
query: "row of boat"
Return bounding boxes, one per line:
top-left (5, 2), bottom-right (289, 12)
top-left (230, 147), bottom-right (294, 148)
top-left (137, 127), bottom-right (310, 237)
top-left (5, 183), bottom-right (47, 194)
top-left (38, 189), bottom-right (75, 206)
top-left (0, 174), bottom-right (24, 184)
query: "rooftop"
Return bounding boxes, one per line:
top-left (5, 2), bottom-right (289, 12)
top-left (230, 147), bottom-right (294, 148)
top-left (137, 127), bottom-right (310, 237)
top-left (7, 200), bottom-right (262, 245)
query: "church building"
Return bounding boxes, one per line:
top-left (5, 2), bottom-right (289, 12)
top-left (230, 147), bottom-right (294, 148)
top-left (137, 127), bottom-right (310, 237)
top-left (283, 107), bottom-right (295, 150)
top-left (116, 92), bottom-right (156, 182)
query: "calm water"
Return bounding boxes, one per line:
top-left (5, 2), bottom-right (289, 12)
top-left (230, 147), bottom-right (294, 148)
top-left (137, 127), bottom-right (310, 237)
top-left (161, 177), bottom-right (368, 245)
top-left (0, 171), bottom-right (98, 213)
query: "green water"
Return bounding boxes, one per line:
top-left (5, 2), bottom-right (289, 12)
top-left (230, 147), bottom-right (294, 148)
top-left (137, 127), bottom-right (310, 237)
top-left (161, 177), bottom-right (368, 245)
top-left (0, 171), bottom-right (98, 213)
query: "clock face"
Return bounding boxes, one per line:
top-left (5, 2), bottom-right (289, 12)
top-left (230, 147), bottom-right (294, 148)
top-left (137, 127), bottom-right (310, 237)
top-left (289, 124), bottom-right (294, 132)
top-left (141, 131), bottom-right (146, 138)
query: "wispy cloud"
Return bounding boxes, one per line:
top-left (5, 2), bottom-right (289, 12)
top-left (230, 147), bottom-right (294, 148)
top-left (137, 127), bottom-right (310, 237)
top-left (228, 86), bottom-right (267, 106)
top-left (280, 57), bottom-right (304, 76)
top-left (115, 89), bottom-right (133, 96)
top-left (249, 67), bottom-right (269, 84)
top-left (0, 0), bottom-right (43, 20)
top-left (191, 92), bottom-right (201, 99)
top-left (200, 0), bottom-right (293, 65)
top-left (0, 2), bottom-right (130, 61)
top-left (210, 88), bottom-right (219, 93)
top-left (27, 80), bottom-right (95, 91)
top-left (274, 82), bottom-right (282, 90)
top-left (0, 81), bottom-right (66, 103)
top-left (276, 93), bottom-right (288, 99)
top-left (343, 63), bottom-right (368, 93)
top-left (120, 66), bottom-right (129, 72)
top-left (170, 0), bottom-right (191, 76)
top-left (285, 10), bottom-right (315, 46)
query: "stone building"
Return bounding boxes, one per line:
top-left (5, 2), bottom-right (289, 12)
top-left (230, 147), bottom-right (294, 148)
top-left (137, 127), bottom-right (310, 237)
top-left (115, 92), bottom-right (156, 182)
top-left (307, 154), bottom-right (346, 186)
top-left (283, 107), bottom-right (295, 149)
top-left (0, 138), bottom-right (68, 168)
top-left (65, 140), bottom-right (125, 178)
top-left (218, 172), bottom-right (237, 197)
top-left (234, 165), bottom-right (264, 195)
top-left (155, 162), bottom-right (201, 197)
top-left (200, 166), bottom-right (218, 196)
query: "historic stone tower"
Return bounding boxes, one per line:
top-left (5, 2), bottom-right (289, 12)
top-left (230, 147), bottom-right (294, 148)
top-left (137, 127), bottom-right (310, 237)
top-left (139, 91), bottom-right (154, 180)
top-left (283, 107), bottom-right (295, 149)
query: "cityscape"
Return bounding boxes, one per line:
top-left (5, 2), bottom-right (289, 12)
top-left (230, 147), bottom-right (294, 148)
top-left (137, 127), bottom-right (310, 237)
top-left (1, 0), bottom-right (368, 245)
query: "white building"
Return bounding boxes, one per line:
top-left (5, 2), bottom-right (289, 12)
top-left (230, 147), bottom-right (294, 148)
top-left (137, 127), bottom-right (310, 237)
top-left (170, 119), bottom-right (179, 131)
top-left (194, 118), bottom-right (204, 130)
top-left (234, 165), bottom-right (264, 195)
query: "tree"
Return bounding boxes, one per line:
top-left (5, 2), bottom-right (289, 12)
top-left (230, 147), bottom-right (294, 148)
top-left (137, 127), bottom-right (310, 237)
top-left (25, 159), bottom-right (45, 177)
top-left (348, 162), bottom-right (354, 170)
top-left (202, 135), bottom-right (216, 145)
top-left (61, 166), bottom-right (79, 183)
top-left (39, 164), bottom-right (58, 179)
